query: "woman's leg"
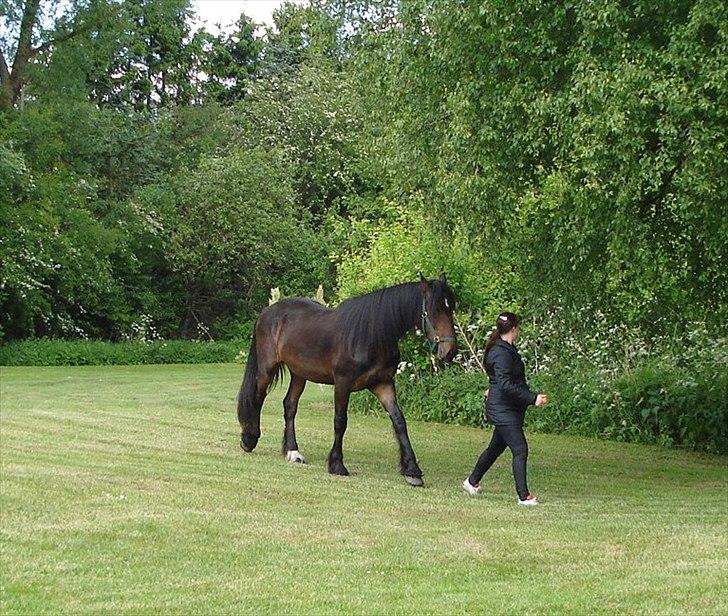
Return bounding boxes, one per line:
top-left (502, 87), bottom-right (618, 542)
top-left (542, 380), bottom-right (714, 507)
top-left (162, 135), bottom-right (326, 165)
top-left (468, 427), bottom-right (507, 486)
top-left (498, 425), bottom-right (530, 500)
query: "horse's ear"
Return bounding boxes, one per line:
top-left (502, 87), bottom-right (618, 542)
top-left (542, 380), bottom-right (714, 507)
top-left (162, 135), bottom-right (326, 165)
top-left (439, 272), bottom-right (447, 283)
top-left (418, 272), bottom-right (430, 294)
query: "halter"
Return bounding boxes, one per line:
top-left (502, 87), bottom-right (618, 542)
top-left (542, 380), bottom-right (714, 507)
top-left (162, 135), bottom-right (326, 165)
top-left (421, 297), bottom-right (457, 354)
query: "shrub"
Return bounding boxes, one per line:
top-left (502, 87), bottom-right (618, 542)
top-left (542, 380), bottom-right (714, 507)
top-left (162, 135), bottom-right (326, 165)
top-left (353, 365), bottom-right (486, 427)
top-left (0, 339), bottom-right (247, 366)
top-left (525, 318), bottom-right (728, 454)
top-left (351, 315), bottom-right (728, 455)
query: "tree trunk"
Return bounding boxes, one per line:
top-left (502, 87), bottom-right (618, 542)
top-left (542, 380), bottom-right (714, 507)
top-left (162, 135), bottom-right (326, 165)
top-left (2, 0), bottom-right (41, 110)
top-left (0, 52), bottom-right (13, 109)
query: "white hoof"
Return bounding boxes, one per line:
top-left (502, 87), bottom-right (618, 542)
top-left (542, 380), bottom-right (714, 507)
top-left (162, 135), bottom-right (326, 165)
top-left (286, 450), bottom-right (306, 464)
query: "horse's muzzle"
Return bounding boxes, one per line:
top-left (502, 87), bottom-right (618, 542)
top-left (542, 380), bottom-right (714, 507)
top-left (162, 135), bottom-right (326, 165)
top-left (442, 346), bottom-right (458, 364)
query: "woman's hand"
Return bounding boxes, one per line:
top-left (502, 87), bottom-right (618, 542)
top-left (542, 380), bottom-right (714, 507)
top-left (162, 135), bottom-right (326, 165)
top-left (535, 394), bottom-right (549, 407)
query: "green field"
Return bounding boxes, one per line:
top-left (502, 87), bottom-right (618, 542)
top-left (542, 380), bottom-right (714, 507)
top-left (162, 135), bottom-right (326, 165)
top-left (1, 364), bottom-right (726, 614)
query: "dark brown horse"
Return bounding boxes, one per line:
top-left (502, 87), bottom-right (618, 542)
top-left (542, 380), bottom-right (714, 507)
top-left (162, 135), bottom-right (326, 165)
top-left (237, 275), bottom-right (458, 486)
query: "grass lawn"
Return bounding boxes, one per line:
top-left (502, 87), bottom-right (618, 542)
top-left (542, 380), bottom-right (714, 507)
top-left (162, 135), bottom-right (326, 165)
top-left (1, 364), bottom-right (726, 614)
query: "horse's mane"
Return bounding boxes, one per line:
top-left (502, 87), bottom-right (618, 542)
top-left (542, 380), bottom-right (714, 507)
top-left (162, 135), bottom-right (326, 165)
top-left (334, 280), bottom-right (454, 359)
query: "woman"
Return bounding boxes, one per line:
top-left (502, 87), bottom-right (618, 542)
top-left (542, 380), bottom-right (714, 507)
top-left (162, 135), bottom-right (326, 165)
top-left (462, 312), bottom-right (547, 505)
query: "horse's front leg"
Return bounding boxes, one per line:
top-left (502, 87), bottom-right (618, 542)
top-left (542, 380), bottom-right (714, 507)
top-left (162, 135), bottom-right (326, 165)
top-left (328, 384), bottom-right (351, 476)
top-left (370, 381), bottom-right (423, 486)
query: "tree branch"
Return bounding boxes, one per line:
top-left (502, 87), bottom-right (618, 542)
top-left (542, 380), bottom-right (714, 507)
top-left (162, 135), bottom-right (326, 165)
top-left (32, 24), bottom-right (92, 56)
top-left (454, 313), bottom-right (487, 374)
top-left (11, 0), bottom-right (41, 74)
top-left (2, 0), bottom-right (41, 108)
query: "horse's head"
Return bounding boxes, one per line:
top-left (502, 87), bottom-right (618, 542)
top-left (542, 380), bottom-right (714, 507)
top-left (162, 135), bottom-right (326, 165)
top-left (420, 273), bottom-right (458, 363)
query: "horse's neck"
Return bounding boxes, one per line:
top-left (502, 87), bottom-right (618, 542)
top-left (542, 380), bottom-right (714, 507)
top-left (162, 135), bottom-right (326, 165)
top-left (336, 284), bottom-right (422, 355)
top-left (387, 286), bottom-right (422, 342)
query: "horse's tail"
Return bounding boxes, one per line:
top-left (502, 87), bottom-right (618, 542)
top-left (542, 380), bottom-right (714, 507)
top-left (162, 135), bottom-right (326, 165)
top-left (238, 327), bottom-right (262, 452)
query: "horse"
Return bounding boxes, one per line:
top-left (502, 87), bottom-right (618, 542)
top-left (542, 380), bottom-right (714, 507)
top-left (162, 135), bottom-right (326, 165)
top-left (236, 274), bottom-right (458, 486)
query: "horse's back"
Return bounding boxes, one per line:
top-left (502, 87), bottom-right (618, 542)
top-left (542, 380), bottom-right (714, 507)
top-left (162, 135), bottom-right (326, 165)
top-left (259, 297), bottom-right (331, 322)
top-left (276, 297), bottom-right (332, 311)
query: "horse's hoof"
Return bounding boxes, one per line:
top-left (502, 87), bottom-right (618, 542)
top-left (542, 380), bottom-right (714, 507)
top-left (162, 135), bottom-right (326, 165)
top-left (240, 433), bottom-right (259, 452)
top-left (405, 476), bottom-right (424, 487)
top-left (329, 464), bottom-right (349, 476)
top-left (286, 450), bottom-right (306, 464)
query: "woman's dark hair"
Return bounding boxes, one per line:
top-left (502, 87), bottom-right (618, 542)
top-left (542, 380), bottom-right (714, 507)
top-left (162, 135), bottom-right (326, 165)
top-left (485, 312), bottom-right (521, 355)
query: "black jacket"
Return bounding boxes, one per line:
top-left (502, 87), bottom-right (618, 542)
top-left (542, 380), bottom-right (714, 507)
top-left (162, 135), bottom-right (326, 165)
top-left (484, 339), bottom-right (538, 426)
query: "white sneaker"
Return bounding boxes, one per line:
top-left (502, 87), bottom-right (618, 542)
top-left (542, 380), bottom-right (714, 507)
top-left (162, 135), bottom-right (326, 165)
top-left (462, 478), bottom-right (481, 496)
top-left (518, 494), bottom-right (539, 506)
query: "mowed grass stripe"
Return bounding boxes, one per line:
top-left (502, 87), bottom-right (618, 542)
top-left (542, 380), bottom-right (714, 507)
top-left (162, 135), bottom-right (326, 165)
top-left (1, 364), bottom-right (726, 614)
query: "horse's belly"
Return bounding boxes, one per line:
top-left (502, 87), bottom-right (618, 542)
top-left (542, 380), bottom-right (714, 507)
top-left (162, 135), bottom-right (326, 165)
top-left (283, 355), bottom-right (335, 384)
top-left (301, 370), bottom-right (336, 385)
top-left (350, 365), bottom-right (396, 391)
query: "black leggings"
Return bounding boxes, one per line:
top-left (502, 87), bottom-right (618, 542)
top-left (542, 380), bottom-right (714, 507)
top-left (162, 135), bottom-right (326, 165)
top-left (468, 424), bottom-right (529, 500)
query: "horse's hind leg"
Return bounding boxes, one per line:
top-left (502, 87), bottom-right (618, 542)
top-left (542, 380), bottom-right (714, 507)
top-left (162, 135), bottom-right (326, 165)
top-left (282, 373), bottom-right (307, 463)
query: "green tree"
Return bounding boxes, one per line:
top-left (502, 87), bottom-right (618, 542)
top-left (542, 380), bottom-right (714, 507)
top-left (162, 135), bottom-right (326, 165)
top-left (261, 0), bottom-right (344, 75)
top-left (224, 62), bottom-right (366, 224)
top-left (86, 0), bottom-right (205, 111)
top-left (0, 131), bottom-right (144, 339)
top-left (201, 14), bottom-right (262, 104)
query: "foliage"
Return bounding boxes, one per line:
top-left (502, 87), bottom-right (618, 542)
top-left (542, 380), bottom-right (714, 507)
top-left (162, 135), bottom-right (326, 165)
top-left (261, 0), bottom-right (345, 74)
top-left (0, 338), bottom-right (245, 366)
top-left (524, 317), bottom-right (728, 454)
top-left (0, 0), bottom-right (103, 109)
top-left (2, 0), bottom-right (363, 340)
top-left (354, 363), bottom-right (486, 427)
top-left (201, 14), bottom-right (262, 104)
top-left (0, 101), bottom-right (183, 340)
top-left (224, 62), bottom-right (366, 223)
top-left (16, 0), bottom-right (213, 112)
top-left (350, 0), bottom-right (728, 327)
